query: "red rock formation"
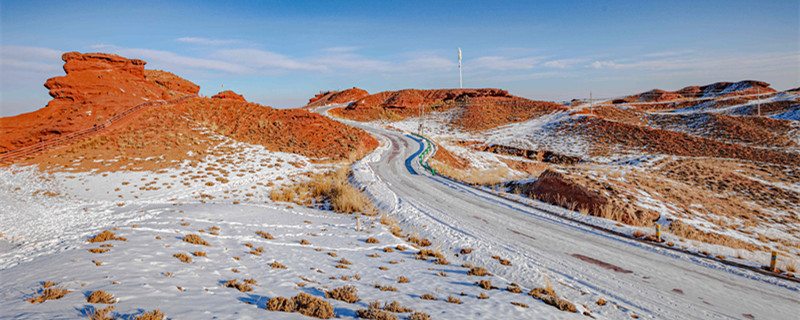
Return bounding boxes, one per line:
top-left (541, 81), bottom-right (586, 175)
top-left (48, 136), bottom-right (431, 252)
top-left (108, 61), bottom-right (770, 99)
top-left (0, 52), bottom-right (198, 152)
top-left (212, 90), bottom-right (246, 102)
top-left (349, 88), bottom-right (512, 110)
top-left (306, 87), bottom-right (370, 108)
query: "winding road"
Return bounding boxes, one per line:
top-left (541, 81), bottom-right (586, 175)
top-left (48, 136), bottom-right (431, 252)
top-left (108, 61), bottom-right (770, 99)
top-left (319, 105), bottom-right (800, 319)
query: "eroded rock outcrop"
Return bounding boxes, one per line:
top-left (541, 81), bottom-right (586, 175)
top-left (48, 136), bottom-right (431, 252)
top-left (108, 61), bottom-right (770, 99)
top-left (212, 90), bottom-right (246, 102)
top-left (0, 52), bottom-right (198, 152)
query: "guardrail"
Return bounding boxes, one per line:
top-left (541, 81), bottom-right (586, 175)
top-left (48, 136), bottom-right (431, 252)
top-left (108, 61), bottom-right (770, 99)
top-left (0, 94), bottom-right (196, 164)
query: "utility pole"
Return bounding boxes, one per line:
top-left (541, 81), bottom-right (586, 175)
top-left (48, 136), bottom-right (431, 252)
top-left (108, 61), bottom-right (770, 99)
top-left (458, 48), bottom-right (463, 89)
top-left (757, 87), bottom-right (761, 116)
top-left (418, 103), bottom-right (424, 136)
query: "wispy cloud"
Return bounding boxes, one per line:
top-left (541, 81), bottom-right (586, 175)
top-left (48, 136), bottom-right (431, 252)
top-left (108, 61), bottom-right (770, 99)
top-left (177, 37), bottom-right (240, 46)
top-left (470, 56), bottom-right (542, 71)
top-left (542, 58), bottom-right (586, 69)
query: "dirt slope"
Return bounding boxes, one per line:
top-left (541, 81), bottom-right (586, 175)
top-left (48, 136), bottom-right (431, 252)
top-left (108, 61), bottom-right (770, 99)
top-left (306, 87), bottom-right (370, 108)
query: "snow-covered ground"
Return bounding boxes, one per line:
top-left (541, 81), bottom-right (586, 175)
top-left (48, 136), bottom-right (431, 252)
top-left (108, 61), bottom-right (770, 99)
top-left (1, 134), bottom-right (588, 319)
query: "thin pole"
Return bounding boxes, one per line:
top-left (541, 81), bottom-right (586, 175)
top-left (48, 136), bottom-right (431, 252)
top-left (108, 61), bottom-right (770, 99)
top-left (757, 87), bottom-right (761, 116)
top-left (458, 48), bottom-right (463, 89)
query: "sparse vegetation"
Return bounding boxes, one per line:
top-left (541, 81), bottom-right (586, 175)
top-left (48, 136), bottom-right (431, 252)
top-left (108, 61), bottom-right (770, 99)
top-left (182, 234), bottom-right (210, 246)
top-left (172, 253), bottom-right (192, 263)
top-left (325, 285), bottom-right (359, 303)
top-left (87, 290), bottom-right (116, 304)
top-left (467, 266), bottom-right (489, 276)
top-left (420, 293), bottom-right (435, 300)
top-left (223, 279), bottom-right (253, 292)
top-left (133, 309), bottom-right (165, 320)
top-left (88, 230), bottom-right (127, 243)
top-left (28, 281), bottom-right (71, 303)
top-left (270, 167), bottom-right (376, 214)
top-left (265, 293), bottom-right (335, 319)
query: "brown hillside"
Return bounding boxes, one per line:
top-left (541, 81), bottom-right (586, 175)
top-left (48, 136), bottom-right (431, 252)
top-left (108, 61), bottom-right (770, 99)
top-left (0, 52), bottom-right (199, 153)
top-left (617, 80), bottom-right (775, 104)
top-left (331, 88), bottom-right (513, 122)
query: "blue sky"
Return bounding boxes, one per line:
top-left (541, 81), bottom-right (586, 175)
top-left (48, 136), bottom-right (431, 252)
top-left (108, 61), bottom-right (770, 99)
top-left (1, 0), bottom-right (798, 116)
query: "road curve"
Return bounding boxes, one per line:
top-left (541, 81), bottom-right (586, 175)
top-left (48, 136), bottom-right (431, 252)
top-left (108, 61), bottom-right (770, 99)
top-left (320, 105), bottom-right (800, 319)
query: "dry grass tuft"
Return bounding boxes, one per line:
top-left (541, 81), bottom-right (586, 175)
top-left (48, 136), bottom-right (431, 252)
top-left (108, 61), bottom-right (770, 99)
top-left (414, 249), bottom-right (444, 261)
top-left (300, 239), bottom-right (311, 245)
top-left (478, 292), bottom-right (489, 299)
top-left (223, 279), bottom-right (253, 292)
top-left (420, 293), bottom-right (436, 300)
top-left (89, 248), bottom-right (110, 254)
top-left (88, 230), bottom-right (127, 243)
top-left (383, 247), bottom-right (393, 253)
top-left (243, 278), bottom-right (258, 285)
top-left (365, 237), bottom-right (380, 244)
top-left (511, 301), bottom-right (529, 308)
top-left (92, 259), bottom-right (103, 266)
top-left (397, 276), bottom-right (409, 283)
top-left (506, 284), bottom-right (522, 293)
top-left (460, 248), bottom-right (473, 254)
top-left (355, 304), bottom-right (397, 320)
top-left (192, 251), bottom-right (206, 257)
top-left (182, 234), bottom-right (210, 246)
top-left (467, 266), bottom-right (489, 276)
top-left (88, 306), bottom-right (115, 320)
top-left (382, 301), bottom-right (413, 313)
top-left (293, 292), bottom-right (336, 319)
top-left (408, 312), bottom-right (431, 320)
top-left (407, 236), bottom-right (431, 247)
top-left (325, 285), bottom-right (359, 303)
top-left (172, 253), bottom-right (192, 263)
top-left (446, 295), bottom-right (462, 304)
top-left (270, 261), bottom-right (287, 269)
top-left (256, 230), bottom-right (274, 239)
top-left (596, 298), bottom-right (607, 306)
top-left (337, 258), bottom-right (352, 265)
top-left (669, 220), bottom-right (758, 251)
top-left (374, 283), bottom-right (397, 291)
top-left (28, 281), bottom-right (71, 303)
top-left (328, 252), bottom-right (338, 257)
top-left (529, 285), bottom-right (576, 313)
top-left (477, 280), bottom-right (494, 290)
top-left (632, 231), bottom-right (645, 238)
top-left (271, 167), bottom-right (376, 215)
top-left (86, 290), bottom-right (116, 304)
top-left (133, 309), bottom-right (165, 320)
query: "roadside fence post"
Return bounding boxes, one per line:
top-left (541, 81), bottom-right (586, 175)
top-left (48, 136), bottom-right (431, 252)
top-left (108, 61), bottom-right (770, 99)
top-left (770, 251), bottom-right (778, 272)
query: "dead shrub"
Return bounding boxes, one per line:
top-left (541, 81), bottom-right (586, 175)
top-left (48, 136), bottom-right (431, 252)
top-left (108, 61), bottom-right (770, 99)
top-left (300, 239), bottom-right (311, 245)
top-left (669, 220), bottom-right (758, 251)
top-left (183, 234), bottom-right (210, 246)
top-left (395, 245), bottom-right (405, 251)
top-left (414, 249), bottom-right (444, 261)
top-left (133, 309), bottom-right (165, 320)
top-left (272, 167), bottom-right (376, 215)
top-left (294, 292), bottom-right (336, 319)
top-left (460, 248), bottom-right (473, 254)
top-left (383, 301), bottom-right (413, 313)
top-left (446, 295), bottom-right (462, 304)
top-left (506, 284), bottom-right (522, 293)
top-left (478, 292), bottom-right (489, 299)
top-left (86, 290), bottom-right (116, 304)
top-left (338, 258), bottom-right (352, 265)
top-left (356, 306), bottom-right (397, 320)
top-left (365, 237), bottom-right (380, 244)
top-left (243, 278), bottom-right (258, 285)
top-left (325, 285), bottom-right (359, 303)
top-left (192, 251), bottom-right (206, 257)
top-left (632, 231), bottom-right (645, 238)
top-left (92, 260), bottom-right (103, 266)
top-left (420, 293), bottom-right (435, 300)
top-left (397, 276), bottom-right (409, 283)
top-left (270, 261), bottom-right (287, 269)
top-left (223, 279), bottom-right (252, 292)
top-left (477, 280), bottom-right (494, 290)
top-left (541, 295), bottom-right (577, 312)
top-left (328, 252), bottom-right (338, 257)
top-left (88, 230), bottom-right (127, 243)
top-left (28, 282), bottom-right (71, 303)
top-left (596, 298), bottom-right (607, 306)
top-left (173, 253), bottom-right (192, 263)
top-left (407, 236), bottom-right (431, 247)
top-left (511, 301), bottom-right (529, 308)
top-left (89, 248), bottom-right (110, 254)
top-left (266, 296), bottom-right (295, 312)
top-left (467, 266), bottom-right (489, 276)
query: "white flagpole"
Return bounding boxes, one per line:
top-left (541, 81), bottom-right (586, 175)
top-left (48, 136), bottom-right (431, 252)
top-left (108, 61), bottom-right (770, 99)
top-left (458, 48), bottom-right (462, 89)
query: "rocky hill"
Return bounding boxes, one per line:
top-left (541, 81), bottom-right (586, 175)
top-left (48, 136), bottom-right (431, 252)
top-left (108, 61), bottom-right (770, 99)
top-left (305, 87), bottom-right (370, 108)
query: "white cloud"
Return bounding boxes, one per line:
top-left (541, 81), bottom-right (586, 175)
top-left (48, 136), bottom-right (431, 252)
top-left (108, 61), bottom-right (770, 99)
top-left (542, 58), bottom-right (586, 69)
top-left (214, 48), bottom-right (326, 72)
top-left (470, 56), bottom-right (542, 71)
top-left (177, 37), bottom-right (239, 46)
top-left (321, 46), bottom-right (361, 53)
